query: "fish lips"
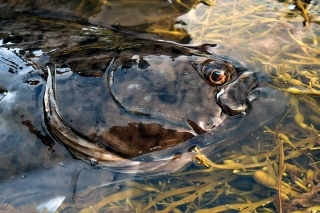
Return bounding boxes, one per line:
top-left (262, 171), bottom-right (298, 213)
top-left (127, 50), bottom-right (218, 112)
top-left (216, 71), bottom-right (259, 116)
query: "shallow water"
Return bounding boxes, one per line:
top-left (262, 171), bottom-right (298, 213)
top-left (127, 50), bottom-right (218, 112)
top-left (1, 0), bottom-right (320, 212)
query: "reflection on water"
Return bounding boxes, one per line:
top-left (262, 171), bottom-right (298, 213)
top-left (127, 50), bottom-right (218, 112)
top-left (0, 0), bottom-right (211, 43)
top-left (1, 0), bottom-right (320, 212)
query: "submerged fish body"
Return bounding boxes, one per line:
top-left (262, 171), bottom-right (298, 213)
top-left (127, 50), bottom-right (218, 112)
top-left (0, 25), bottom-right (287, 211)
top-left (0, 3), bottom-right (288, 211)
top-left (0, 6), bottom-right (287, 177)
top-left (41, 39), bottom-right (286, 174)
top-left (0, 48), bottom-right (73, 179)
top-left (0, 25), bottom-right (285, 180)
top-left (0, 31), bottom-right (286, 180)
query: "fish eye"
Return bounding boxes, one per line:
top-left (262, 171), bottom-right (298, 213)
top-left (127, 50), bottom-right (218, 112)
top-left (201, 60), bottom-right (235, 86)
top-left (207, 69), bottom-right (228, 86)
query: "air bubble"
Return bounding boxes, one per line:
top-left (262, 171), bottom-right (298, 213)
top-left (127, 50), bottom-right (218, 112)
top-left (89, 158), bottom-right (98, 165)
top-left (58, 162), bottom-right (67, 167)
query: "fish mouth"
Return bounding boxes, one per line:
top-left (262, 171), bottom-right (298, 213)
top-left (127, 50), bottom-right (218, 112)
top-left (216, 71), bottom-right (259, 116)
top-left (192, 57), bottom-right (259, 116)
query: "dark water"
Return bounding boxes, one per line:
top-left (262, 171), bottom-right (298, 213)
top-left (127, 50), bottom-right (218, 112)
top-left (1, 0), bottom-right (320, 212)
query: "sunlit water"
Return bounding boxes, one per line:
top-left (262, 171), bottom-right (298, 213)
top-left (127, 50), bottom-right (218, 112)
top-left (1, 0), bottom-right (320, 212)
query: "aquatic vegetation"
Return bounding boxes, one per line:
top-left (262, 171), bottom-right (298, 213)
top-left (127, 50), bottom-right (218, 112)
top-left (68, 1), bottom-right (320, 212)
top-left (72, 130), bottom-right (320, 212)
top-left (1, 0), bottom-right (320, 212)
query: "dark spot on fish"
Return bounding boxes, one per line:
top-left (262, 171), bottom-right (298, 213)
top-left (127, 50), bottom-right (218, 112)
top-left (21, 120), bottom-right (55, 152)
top-left (158, 94), bottom-right (177, 104)
top-left (133, 111), bottom-right (151, 116)
top-left (23, 79), bottom-right (40, 85)
top-left (0, 88), bottom-right (7, 101)
top-left (138, 57), bottom-right (150, 69)
top-left (187, 119), bottom-right (207, 135)
top-left (0, 88), bottom-right (7, 94)
top-left (8, 67), bottom-right (18, 74)
top-left (121, 58), bottom-right (137, 70)
top-left (157, 87), bottom-right (177, 104)
top-left (56, 70), bottom-right (65, 75)
top-left (76, 70), bottom-right (104, 77)
top-left (101, 123), bottom-right (194, 157)
top-left (18, 49), bottom-right (26, 55)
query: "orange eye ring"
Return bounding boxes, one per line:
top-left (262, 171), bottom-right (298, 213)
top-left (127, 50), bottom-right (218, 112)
top-left (201, 61), bottom-right (235, 86)
top-left (192, 58), bottom-right (238, 87)
top-left (208, 70), bottom-right (228, 85)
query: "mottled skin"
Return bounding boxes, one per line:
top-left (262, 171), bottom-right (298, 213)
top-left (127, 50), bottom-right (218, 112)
top-left (40, 36), bottom-right (286, 175)
top-left (0, 10), bottom-right (287, 175)
top-left (0, 7), bottom-right (287, 210)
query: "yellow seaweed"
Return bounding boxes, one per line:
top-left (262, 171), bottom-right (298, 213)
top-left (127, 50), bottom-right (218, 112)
top-left (50, 1), bottom-right (320, 212)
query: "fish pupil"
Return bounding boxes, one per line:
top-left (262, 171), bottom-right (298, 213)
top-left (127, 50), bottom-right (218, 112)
top-left (211, 70), bottom-right (224, 82)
